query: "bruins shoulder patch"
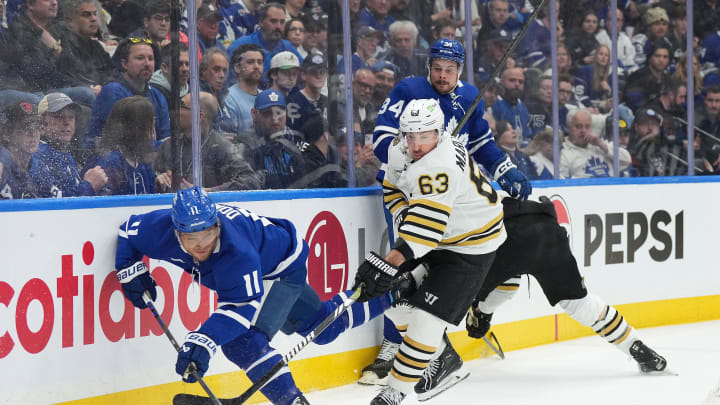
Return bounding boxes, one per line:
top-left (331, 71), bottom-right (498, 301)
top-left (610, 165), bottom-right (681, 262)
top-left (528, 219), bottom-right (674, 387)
top-left (392, 136), bottom-right (401, 146)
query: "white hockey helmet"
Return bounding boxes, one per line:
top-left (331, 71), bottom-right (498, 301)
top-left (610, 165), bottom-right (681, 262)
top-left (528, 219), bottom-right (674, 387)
top-left (399, 98), bottom-right (446, 143)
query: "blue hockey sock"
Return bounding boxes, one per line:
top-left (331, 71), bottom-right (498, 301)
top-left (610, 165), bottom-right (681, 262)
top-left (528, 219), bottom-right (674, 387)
top-left (383, 315), bottom-right (403, 344)
top-left (222, 328), bottom-right (302, 405)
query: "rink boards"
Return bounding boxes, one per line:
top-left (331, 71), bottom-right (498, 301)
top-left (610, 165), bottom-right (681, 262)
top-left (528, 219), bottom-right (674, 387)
top-left (0, 178), bottom-right (719, 404)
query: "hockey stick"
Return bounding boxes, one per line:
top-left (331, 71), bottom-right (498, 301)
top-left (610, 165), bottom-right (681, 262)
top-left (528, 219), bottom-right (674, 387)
top-left (450, 0), bottom-right (551, 139)
top-left (173, 286), bottom-right (364, 405)
top-left (483, 331), bottom-right (505, 359)
top-left (141, 293), bottom-right (222, 405)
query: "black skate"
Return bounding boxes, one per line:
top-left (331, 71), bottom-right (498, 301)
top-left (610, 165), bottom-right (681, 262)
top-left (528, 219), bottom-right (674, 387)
top-left (359, 339), bottom-right (400, 385)
top-left (290, 394), bottom-right (310, 404)
top-left (414, 333), bottom-right (469, 401)
top-left (629, 340), bottom-right (667, 373)
top-left (370, 386), bottom-right (406, 405)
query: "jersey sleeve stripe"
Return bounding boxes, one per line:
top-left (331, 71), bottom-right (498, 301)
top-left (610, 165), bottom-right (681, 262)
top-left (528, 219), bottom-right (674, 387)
top-left (439, 212), bottom-right (503, 243)
top-left (387, 199), bottom-right (409, 215)
top-left (404, 211), bottom-right (448, 227)
top-left (440, 224), bottom-right (504, 246)
top-left (467, 137), bottom-right (493, 156)
top-left (373, 133), bottom-right (396, 150)
top-left (399, 232), bottom-right (440, 248)
top-left (265, 231), bottom-right (304, 279)
top-left (404, 215), bottom-right (447, 232)
top-left (374, 125), bottom-right (399, 135)
top-left (218, 300), bottom-right (261, 310)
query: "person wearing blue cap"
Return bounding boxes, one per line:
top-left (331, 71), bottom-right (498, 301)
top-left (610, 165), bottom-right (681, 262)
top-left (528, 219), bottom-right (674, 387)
top-left (233, 89), bottom-right (308, 189)
top-left (286, 52), bottom-right (328, 132)
top-left (371, 60), bottom-right (399, 107)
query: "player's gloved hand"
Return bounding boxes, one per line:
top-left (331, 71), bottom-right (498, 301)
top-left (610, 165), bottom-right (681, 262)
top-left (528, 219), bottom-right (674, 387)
top-left (352, 251), bottom-right (400, 302)
top-left (116, 261), bottom-right (157, 309)
top-left (466, 303), bottom-right (493, 339)
top-left (176, 332), bottom-right (217, 383)
top-left (494, 157), bottom-right (532, 200)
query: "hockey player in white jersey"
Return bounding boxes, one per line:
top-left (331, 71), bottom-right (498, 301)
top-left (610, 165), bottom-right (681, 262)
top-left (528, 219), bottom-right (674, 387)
top-left (353, 99), bottom-right (506, 405)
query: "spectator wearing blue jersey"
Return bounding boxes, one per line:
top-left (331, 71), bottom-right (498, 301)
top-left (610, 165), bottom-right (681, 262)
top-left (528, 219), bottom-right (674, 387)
top-left (378, 20), bottom-right (428, 80)
top-left (525, 76), bottom-right (553, 138)
top-left (492, 67), bottom-right (531, 143)
top-left (514, 0), bottom-right (559, 69)
top-left (494, 120), bottom-right (538, 179)
top-left (115, 187), bottom-right (398, 404)
top-left (88, 96), bottom-right (156, 195)
top-left (84, 38), bottom-right (170, 150)
top-left (227, 3), bottom-right (303, 87)
top-left (574, 44), bottom-right (612, 113)
top-left (358, 0), bottom-right (395, 34)
top-left (336, 25), bottom-right (382, 77)
top-left (36, 93), bottom-right (107, 197)
top-left (221, 44), bottom-right (263, 135)
top-left (476, 0), bottom-right (521, 51)
top-left (287, 53), bottom-right (328, 132)
top-left (196, 4), bottom-right (226, 54)
top-left (700, 30), bottom-right (720, 72)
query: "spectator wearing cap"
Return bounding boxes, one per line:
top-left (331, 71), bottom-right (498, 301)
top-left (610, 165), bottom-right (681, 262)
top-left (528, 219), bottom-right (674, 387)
top-left (494, 120), bottom-right (538, 179)
top-left (336, 68), bottom-right (378, 137)
top-left (293, 112), bottom-right (346, 189)
top-left (197, 3), bottom-right (227, 54)
top-left (627, 107), bottom-right (688, 176)
top-left (149, 42), bottom-right (190, 107)
top-left (268, 51), bottom-right (301, 97)
top-left (475, 28), bottom-right (513, 85)
top-left (632, 7), bottom-right (677, 67)
top-left (56, 0), bottom-right (114, 93)
top-left (337, 26), bottom-right (382, 76)
top-left (227, 4), bottom-right (303, 87)
top-left (564, 10), bottom-right (600, 68)
top-left (234, 89), bottom-right (306, 189)
top-left (492, 67), bottom-right (531, 142)
top-left (371, 60), bottom-right (399, 106)
top-left (284, 18), bottom-right (307, 58)
top-left (0, 101), bottom-right (60, 199)
top-left (624, 42), bottom-right (672, 110)
top-left (84, 38), bottom-right (170, 151)
top-left (35, 93), bottom-right (107, 196)
top-left (221, 43), bottom-right (264, 135)
top-left (378, 20), bottom-right (427, 79)
top-left (476, 0), bottom-right (522, 49)
top-left (287, 53), bottom-right (328, 132)
top-left (5, 0), bottom-right (97, 106)
top-left (86, 96), bottom-right (156, 195)
top-left (154, 91), bottom-right (264, 192)
top-left (358, 0), bottom-right (396, 34)
top-left (200, 47), bottom-right (230, 107)
top-left (595, 7), bottom-right (637, 74)
top-left (559, 108), bottom-right (631, 178)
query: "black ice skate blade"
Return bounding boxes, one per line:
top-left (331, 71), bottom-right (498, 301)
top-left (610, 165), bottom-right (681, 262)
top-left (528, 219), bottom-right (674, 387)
top-left (174, 393), bottom-right (234, 405)
top-left (640, 367), bottom-right (678, 376)
top-left (416, 371), bottom-right (470, 402)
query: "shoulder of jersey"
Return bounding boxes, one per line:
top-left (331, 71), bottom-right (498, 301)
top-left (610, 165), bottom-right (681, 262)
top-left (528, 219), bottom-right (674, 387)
top-left (407, 141), bottom-right (464, 178)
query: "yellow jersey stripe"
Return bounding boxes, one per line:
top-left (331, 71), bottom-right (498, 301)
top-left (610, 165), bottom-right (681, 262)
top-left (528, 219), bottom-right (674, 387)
top-left (409, 198), bottom-right (452, 214)
top-left (400, 232), bottom-right (439, 248)
top-left (441, 211), bottom-right (503, 244)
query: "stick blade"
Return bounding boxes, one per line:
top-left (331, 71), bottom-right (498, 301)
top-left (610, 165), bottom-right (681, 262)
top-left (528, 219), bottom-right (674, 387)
top-left (173, 393), bottom-right (232, 405)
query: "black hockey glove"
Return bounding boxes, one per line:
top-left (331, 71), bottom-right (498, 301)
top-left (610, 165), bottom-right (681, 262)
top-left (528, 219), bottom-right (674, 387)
top-left (466, 303), bottom-right (494, 339)
top-left (352, 251), bottom-right (400, 302)
top-left (116, 261), bottom-right (157, 309)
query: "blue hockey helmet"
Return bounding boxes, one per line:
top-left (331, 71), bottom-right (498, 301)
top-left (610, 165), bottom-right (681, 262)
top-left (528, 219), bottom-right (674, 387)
top-left (172, 186), bottom-right (218, 233)
top-left (428, 39), bottom-right (465, 65)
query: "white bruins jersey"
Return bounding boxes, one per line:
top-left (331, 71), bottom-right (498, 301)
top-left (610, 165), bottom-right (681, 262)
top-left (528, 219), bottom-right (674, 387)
top-left (383, 138), bottom-right (506, 257)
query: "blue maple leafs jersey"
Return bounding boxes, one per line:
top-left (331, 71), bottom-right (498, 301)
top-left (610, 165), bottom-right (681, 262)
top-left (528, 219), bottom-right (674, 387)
top-left (373, 77), bottom-right (505, 172)
top-left (115, 204), bottom-right (307, 345)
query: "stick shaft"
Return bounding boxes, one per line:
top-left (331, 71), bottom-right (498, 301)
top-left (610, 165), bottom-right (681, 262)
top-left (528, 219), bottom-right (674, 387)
top-left (143, 294), bottom-right (222, 405)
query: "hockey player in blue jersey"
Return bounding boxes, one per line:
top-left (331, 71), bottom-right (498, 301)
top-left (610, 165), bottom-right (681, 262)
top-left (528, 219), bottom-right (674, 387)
top-left (373, 39), bottom-right (531, 201)
top-left (115, 186), bottom-right (397, 405)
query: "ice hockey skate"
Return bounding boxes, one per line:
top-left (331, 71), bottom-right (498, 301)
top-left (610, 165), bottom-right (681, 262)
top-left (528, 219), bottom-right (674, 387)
top-left (370, 386), bottom-right (406, 405)
top-left (359, 339), bottom-right (400, 385)
top-left (629, 340), bottom-right (670, 373)
top-left (291, 394), bottom-right (310, 404)
top-left (414, 334), bottom-right (469, 401)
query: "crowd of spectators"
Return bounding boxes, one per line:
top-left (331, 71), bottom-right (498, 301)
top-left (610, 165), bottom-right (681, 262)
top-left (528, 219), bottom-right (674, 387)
top-left (1, 0), bottom-right (720, 200)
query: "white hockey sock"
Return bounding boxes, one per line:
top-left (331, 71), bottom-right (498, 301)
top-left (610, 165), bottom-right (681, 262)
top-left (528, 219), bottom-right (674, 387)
top-left (476, 276), bottom-right (521, 314)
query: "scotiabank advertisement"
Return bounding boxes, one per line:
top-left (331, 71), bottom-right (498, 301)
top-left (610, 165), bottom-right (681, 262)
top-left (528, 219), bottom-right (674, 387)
top-left (1, 181), bottom-right (719, 403)
top-left (0, 193), bottom-right (388, 404)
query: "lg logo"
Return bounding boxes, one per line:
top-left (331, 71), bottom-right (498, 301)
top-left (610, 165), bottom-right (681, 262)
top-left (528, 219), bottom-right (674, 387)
top-left (305, 211), bottom-right (349, 301)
